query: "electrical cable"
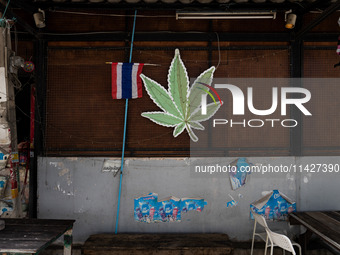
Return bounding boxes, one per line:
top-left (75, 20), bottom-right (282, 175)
top-left (1, 0), bottom-right (11, 19)
top-left (51, 10), bottom-right (175, 18)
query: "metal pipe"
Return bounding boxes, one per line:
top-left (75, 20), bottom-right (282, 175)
top-left (115, 9), bottom-right (137, 235)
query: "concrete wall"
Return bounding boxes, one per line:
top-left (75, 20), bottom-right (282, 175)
top-left (37, 156), bottom-right (340, 244)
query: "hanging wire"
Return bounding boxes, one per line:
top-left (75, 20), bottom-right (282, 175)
top-left (52, 10), bottom-right (174, 18)
top-left (133, 48), bottom-right (288, 64)
top-left (215, 32), bottom-right (221, 70)
top-left (1, 0), bottom-right (11, 19)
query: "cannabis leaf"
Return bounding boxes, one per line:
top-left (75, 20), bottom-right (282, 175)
top-left (141, 49), bottom-right (222, 142)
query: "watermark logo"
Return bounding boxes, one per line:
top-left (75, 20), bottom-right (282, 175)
top-left (197, 82), bottom-right (223, 115)
top-left (201, 84), bottom-right (311, 116)
top-left (197, 79), bottom-right (312, 129)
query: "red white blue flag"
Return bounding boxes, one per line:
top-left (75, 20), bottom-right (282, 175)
top-left (112, 62), bottom-right (144, 99)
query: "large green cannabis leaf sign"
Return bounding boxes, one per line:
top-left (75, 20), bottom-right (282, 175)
top-left (141, 49), bottom-right (222, 142)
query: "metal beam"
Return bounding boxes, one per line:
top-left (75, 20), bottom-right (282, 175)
top-left (27, 2), bottom-right (296, 12)
top-left (41, 32), bottom-right (290, 42)
top-left (295, 0), bottom-right (340, 41)
top-left (38, 31), bottom-right (339, 42)
top-left (295, 0), bottom-right (330, 15)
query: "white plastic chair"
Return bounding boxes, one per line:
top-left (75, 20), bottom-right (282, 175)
top-left (250, 211), bottom-right (270, 255)
top-left (250, 210), bottom-right (271, 255)
top-left (250, 210), bottom-right (301, 255)
top-left (266, 228), bottom-right (302, 255)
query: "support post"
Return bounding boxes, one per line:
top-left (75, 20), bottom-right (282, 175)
top-left (63, 228), bottom-right (73, 255)
top-left (290, 39), bottom-right (303, 156)
top-left (30, 38), bottom-right (47, 218)
top-left (289, 9), bottom-right (304, 157)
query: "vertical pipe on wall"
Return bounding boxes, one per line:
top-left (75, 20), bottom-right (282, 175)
top-left (115, 10), bottom-right (137, 235)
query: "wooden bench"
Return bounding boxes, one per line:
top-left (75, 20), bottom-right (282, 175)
top-left (289, 211), bottom-right (340, 254)
top-left (82, 233), bottom-right (233, 255)
top-left (0, 218), bottom-right (75, 255)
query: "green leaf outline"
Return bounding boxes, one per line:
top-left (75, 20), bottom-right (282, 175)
top-left (141, 74), bottom-right (182, 118)
top-left (142, 112), bottom-right (182, 127)
top-left (185, 124), bottom-right (198, 142)
top-left (189, 121), bottom-right (205, 130)
top-left (168, 49), bottom-right (189, 119)
top-left (189, 101), bottom-right (222, 123)
top-left (173, 122), bottom-right (186, 137)
top-left (187, 66), bottom-right (216, 117)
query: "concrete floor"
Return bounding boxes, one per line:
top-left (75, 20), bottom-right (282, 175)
top-left (233, 248), bottom-right (334, 255)
top-left (40, 246), bottom-right (335, 255)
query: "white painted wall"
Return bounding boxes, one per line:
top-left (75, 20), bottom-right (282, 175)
top-left (37, 156), bottom-right (340, 244)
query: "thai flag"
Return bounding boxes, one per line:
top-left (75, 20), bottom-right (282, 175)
top-left (112, 63), bottom-right (144, 99)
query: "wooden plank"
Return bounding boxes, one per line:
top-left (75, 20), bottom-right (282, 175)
top-left (3, 218), bottom-right (75, 226)
top-left (291, 212), bottom-right (338, 237)
top-left (0, 219), bottom-right (74, 254)
top-left (323, 211), bottom-right (340, 223)
top-left (0, 231), bottom-right (63, 241)
top-left (83, 233), bottom-right (233, 254)
top-left (83, 248), bottom-right (232, 255)
top-left (0, 239), bottom-right (47, 252)
top-left (0, 225), bottom-right (72, 232)
top-left (36, 226), bottom-right (74, 255)
top-left (305, 212), bottom-right (340, 235)
top-left (290, 212), bottom-right (340, 250)
top-left (0, 223), bottom-right (75, 243)
top-left (84, 233), bottom-right (231, 247)
top-left (0, 248), bottom-right (37, 253)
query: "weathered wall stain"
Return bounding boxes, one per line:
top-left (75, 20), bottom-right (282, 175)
top-left (38, 156), bottom-right (340, 244)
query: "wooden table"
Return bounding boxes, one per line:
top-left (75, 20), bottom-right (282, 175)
top-left (0, 218), bottom-right (75, 255)
top-left (289, 211), bottom-right (340, 254)
top-left (83, 233), bottom-right (233, 255)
